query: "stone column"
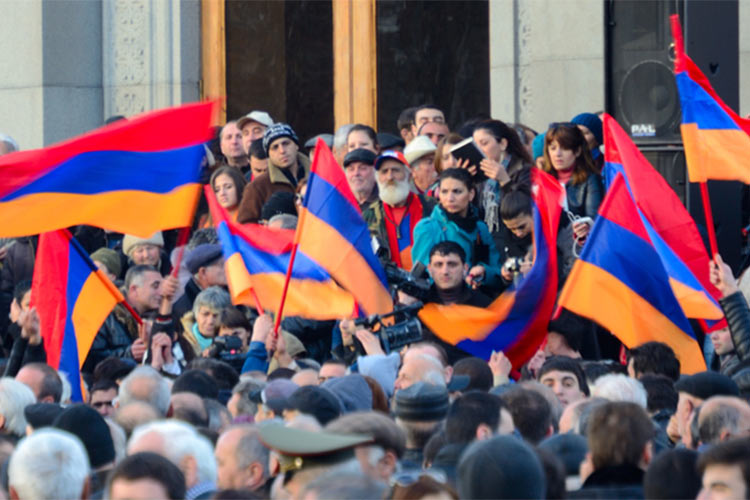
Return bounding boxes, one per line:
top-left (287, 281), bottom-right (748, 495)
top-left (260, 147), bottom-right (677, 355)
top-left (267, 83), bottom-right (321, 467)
top-left (102, 0), bottom-right (200, 119)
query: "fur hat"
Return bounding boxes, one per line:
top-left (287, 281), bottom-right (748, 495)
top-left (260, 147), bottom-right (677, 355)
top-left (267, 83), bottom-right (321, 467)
top-left (122, 232), bottom-right (164, 257)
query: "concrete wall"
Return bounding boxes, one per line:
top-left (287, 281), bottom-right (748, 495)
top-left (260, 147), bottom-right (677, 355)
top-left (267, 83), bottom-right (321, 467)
top-left (0, 0), bottom-right (200, 150)
top-left (490, 0), bottom-right (605, 132)
top-left (0, 0), bottom-right (45, 150)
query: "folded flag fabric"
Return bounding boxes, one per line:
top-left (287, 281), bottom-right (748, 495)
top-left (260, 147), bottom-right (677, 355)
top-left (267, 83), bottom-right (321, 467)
top-left (32, 230), bottom-right (125, 402)
top-left (418, 169), bottom-right (564, 368)
top-left (603, 114), bottom-right (723, 321)
top-left (558, 174), bottom-right (706, 374)
top-left (296, 139), bottom-right (393, 316)
top-left (206, 185), bottom-right (356, 319)
top-left (0, 101), bottom-right (215, 238)
top-left (671, 15), bottom-right (750, 184)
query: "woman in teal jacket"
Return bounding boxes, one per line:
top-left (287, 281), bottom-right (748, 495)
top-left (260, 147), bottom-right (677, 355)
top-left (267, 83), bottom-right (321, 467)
top-left (411, 168), bottom-right (502, 291)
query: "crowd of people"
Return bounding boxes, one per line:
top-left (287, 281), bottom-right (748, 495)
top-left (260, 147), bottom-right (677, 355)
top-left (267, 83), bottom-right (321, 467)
top-left (0, 103), bottom-right (748, 500)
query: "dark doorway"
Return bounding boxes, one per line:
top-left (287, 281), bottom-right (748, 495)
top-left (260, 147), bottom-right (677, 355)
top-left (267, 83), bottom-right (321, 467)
top-left (376, 0), bottom-right (490, 133)
top-left (225, 0), bottom-right (334, 142)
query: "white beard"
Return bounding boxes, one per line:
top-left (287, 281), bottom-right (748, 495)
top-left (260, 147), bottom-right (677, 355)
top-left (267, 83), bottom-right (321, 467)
top-left (377, 178), bottom-right (411, 206)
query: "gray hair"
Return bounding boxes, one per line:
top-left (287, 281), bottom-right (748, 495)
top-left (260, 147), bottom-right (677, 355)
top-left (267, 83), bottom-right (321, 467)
top-left (0, 133), bottom-right (18, 153)
top-left (192, 286), bottom-right (231, 317)
top-left (204, 398), bottom-right (232, 433)
top-left (592, 374), bottom-right (647, 408)
top-left (58, 369), bottom-right (72, 404)
top-left (129, 419), bottom-right (217, 485)
top-left (118, 366), bottom-right (171, 416)
top-left (300, 467), bottom-right (386, 500)
top-left (232, 378), bottom-right (265, 416)
top-left (268, 213), bottom-right (298, 229)
top-left (229, 425), bottom-right (270, 478)
top-left (698, 396), bottom-right (750, 445)
top-left (333, 124), bottom-right (355, 152)
top-left (9, 428), bottom-right (90, 499)
top-left (105, 417), bottom-right (128, 464)
top-left (410, 354), bottom-right (447, 388)
top-left (0, 377), bottom-right (36, 437)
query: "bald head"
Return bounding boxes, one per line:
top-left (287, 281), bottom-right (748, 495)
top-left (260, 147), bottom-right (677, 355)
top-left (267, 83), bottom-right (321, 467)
top-left (698, 396), bottom-right (750, 445)
top-left (394, 354), bottom-right (446, 392)
top-left (115, 402), bottom-right (160, 437)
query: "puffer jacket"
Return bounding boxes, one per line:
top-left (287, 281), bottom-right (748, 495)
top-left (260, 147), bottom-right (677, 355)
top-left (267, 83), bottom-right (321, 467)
top-left (719, 291), bottom-right (750, 395)
top-left (411, 205), bottom-right (502, 289)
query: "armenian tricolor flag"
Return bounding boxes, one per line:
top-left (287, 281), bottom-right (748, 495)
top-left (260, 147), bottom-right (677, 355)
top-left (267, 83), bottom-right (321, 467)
top-left (0, 101), bottom-right (215, 238)
top-left (558, 174), bottom-right (706, 374)
top-left (603, 114), bottom-right (723, 321)
top-left (671, 15), bottom-right (750, 184)
top-left (418, 169), bottom-right (563, 368)
top-left (32, 230), bottom-right (125, 401)
top-left (296, 140), bottom-right (393, 316)
top-left (206, 186), bottom-right (356, 319)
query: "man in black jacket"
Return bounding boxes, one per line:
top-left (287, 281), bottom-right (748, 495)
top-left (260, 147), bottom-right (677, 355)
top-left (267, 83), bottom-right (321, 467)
top-left (83, 265), bottom-right (177, 374)
top-left (709, 253), bottom-right (750, 396)
top-left (569, 402), bottom-right (652, 499)
top-left (400, 241), bottom-right (491, 363)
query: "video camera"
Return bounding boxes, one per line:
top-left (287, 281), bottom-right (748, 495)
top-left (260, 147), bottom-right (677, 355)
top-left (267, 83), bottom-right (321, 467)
top-left (383, 262), bottom-right (431, 302)
top-left (208, 335), bottom-right (246, 372)
top-left (354, 301), bottom-right (425, 353)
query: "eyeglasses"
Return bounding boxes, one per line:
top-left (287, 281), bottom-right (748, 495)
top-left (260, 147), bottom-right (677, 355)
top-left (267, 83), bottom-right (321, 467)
top-left (92, 400), bottom-right (114, 409)
top-left (389, 469), bottom-right (447, 487)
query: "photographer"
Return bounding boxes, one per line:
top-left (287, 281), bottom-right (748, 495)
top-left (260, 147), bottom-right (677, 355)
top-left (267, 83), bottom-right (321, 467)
top-left (499, 189), bottom-right (577, 288)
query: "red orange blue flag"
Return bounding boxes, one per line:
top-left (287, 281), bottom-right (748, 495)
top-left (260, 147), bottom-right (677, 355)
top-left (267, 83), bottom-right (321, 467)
top-left (558, 174), bottom-right (706, 374)
top-left (417, 169), bottom-right (564, 368)
top-left (671, 15), bottom-right (750, 184)
top-left (603, 114), bottom-right (723, 321)
top-left (206, 186), bottom-right (356, 319)
top-left (296, 139), bottom-right (393, 316)
top-left (31, 230), bottom-right (125, 401)
top-left (0, 101), bottom-right (215, 238)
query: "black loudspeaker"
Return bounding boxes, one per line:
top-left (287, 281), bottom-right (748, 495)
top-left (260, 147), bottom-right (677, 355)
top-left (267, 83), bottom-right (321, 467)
top-left (605, 0), bottom-right (743, 272)
top-left (605, 0), bottom-right (739, 143)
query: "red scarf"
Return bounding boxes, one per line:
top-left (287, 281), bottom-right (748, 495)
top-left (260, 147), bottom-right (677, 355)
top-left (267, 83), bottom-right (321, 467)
top-left (383, 193), bottom-right (423, 269)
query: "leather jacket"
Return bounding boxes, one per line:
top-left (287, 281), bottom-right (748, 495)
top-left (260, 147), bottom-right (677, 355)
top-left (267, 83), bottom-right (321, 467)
top-left (565, 173), bottom-right (604, 220)
top-left (719, 291), bottom-right (750, 395)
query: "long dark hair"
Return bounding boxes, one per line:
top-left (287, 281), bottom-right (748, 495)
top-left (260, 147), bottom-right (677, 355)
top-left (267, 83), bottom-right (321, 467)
top-left (210, 165), bottom-right (247, 202)
top-left (542, 124), bottom-right (597, 185)
top-left (473, 119), bottom-right (533, 165)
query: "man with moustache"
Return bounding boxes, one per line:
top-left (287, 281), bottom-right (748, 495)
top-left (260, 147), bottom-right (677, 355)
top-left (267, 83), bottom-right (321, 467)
top-left (363, 151), bottom-right (434, 270)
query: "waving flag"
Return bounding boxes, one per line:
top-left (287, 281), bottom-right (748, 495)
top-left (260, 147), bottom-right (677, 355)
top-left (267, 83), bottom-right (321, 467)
top-left (296, 140), bottom-right (393, 316)
top-left (603, 114), bottom-right (722, 321)
top-left (558, 174), bottom-right (706, 374)
top-left (418, 169), bottom-right (563, 368)
top-left (671, 15), bottom-right (750, 183)
top-left (0, 102), bottom-right (215, 238)
top-left (206, 186), bottom-right (355, 319)
top-left (32, 230), bottom-right (125, 402)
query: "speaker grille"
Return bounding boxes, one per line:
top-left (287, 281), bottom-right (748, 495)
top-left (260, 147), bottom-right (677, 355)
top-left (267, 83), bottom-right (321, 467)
top-left (619, 60), bottom-right (681, 140)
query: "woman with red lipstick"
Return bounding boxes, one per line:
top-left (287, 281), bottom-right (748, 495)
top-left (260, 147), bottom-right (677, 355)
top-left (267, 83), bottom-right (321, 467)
top-left (542, 123), bottom-right (604, 243)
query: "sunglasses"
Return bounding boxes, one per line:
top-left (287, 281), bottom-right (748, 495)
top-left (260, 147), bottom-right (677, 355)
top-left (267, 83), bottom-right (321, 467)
top-left (548, 122), bottom-right (578, 130)
top-left (389, 469), bottom-right (447, 487)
